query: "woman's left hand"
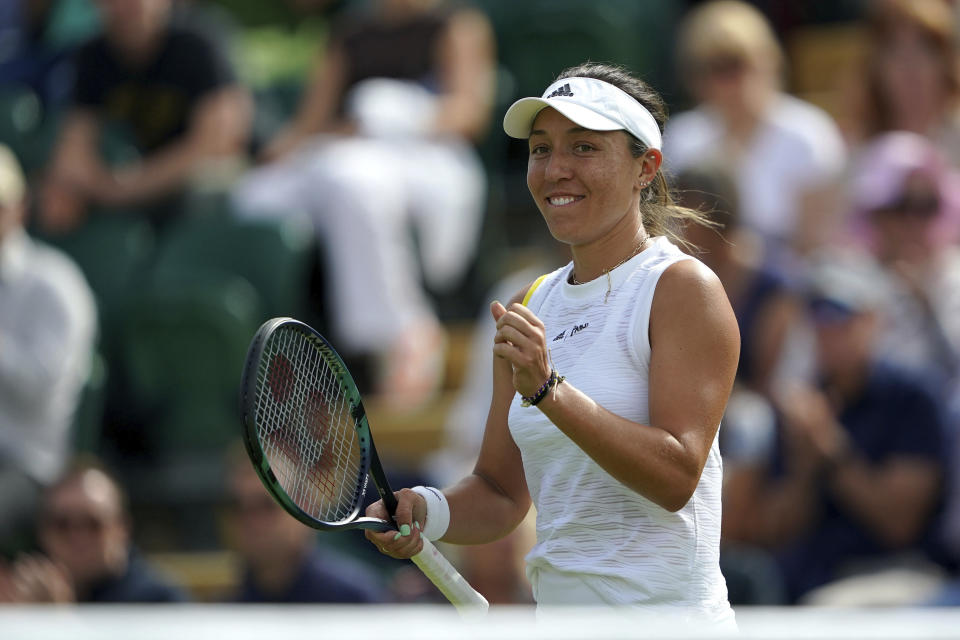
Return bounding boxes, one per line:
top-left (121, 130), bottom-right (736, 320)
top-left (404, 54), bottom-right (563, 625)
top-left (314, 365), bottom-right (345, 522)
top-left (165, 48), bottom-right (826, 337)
top-left (490, 301), bottom-right (552, 398)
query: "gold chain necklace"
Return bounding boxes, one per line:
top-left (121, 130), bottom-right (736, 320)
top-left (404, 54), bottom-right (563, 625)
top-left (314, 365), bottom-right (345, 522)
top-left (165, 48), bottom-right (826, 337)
top-left (569, 239), bottom-right (648, 285)
top-left (570, 238), bottom-right (649, 303)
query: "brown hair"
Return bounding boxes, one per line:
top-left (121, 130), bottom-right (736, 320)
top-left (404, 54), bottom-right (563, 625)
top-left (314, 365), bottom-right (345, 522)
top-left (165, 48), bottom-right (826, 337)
top-left (673, 163), bottom-right (741, 233)
top-left (555, 62), bottom-right (716, 243)
top-left (862, 0), bottom-right (960, 136)
top-left (675, 0), bottom-right (783, 87)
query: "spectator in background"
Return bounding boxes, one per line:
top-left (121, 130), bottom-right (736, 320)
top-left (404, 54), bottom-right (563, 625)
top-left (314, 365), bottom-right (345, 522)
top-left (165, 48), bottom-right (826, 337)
top-left (37, 0), bottom-right (251, 234)
top-left (842, 0), bottom-right (960, 165)
top-left (221, 443), bottom-right (388, 603)
top-left (674, 163), bottom-right (799, 396)
top-left (0, 144), bottom-right (96, 554)
top-left (0, 457), bottom-right (188, 603)
top-left (844, 131), bottom-right (960, 571)
top-left (846, 131), bottom-right (960, 402)
top-left (725, 250), bottom-right (950, 605)
top-left (664, 0), bottom-right (846, 261)
top-left (232, 0), bottom-right (495, 409)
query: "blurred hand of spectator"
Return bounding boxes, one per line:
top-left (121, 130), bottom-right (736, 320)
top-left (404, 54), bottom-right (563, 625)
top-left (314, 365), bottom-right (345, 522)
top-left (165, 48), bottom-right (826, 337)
top-left (256, 123), bottom-right (312, 165)
top-left (0, 560), bottom-right (16, 602)
top-left (37, 176), bottom-right (89, 234)
top-left (0, 553), bottom-right (75, 603)
top-left (776, 384), bottom-right (850, 475)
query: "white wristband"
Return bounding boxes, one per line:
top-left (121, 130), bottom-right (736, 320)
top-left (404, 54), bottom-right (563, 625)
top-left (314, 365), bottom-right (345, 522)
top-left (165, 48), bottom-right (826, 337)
top-left (411, 485), bottom-right (450, 541)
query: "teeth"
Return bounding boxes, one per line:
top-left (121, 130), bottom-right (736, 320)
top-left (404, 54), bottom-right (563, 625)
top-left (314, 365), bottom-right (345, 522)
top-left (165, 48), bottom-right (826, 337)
top-left (549, 196), bottom-right (577, 206)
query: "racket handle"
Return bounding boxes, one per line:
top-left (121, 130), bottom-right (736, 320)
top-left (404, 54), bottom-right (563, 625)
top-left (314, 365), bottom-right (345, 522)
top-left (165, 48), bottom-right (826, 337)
top-left (411, 537), bottom-right (489, 613)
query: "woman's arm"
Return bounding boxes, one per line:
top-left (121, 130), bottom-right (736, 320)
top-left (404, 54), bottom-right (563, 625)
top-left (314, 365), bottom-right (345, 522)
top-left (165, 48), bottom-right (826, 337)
top-left (365, 288), bottom-right (533, 557)
top-left (258, 44), bottom-right (351, 162)
top-left (104, 86), bottom-right (252, 206)
top-left (40, 85), bottom-right (251, 217)
top-left (442, 295), bottom-right (533, 543)
top-left (495, 259), bottom-right (740, 512)
top-left (432, 7), bottom-right (496, 141)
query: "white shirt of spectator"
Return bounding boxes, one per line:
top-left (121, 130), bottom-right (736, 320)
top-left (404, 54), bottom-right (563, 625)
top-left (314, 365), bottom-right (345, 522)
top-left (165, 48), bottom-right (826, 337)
top-left (664, 94), bottom-right (846, 243)
top-left (0, 229), bottom-right (97, 483)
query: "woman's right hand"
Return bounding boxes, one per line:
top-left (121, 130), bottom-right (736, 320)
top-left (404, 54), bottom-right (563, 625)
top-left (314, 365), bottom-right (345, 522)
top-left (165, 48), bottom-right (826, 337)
top-left (364, 488), bottom-right (428, 559)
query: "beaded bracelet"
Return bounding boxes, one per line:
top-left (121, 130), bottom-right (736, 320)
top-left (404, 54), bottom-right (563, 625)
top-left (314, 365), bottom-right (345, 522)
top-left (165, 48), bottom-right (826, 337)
top-left (521, 369), bottom-right (565, 407)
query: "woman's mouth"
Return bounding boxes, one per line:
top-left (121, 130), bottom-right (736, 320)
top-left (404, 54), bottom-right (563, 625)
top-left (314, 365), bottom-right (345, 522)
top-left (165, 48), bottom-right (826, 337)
top-left (547, 195), bottom-right (583, 206)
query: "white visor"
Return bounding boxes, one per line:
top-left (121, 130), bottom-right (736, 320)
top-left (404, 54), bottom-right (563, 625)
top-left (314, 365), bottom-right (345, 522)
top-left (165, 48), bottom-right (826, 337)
top-left (503, 76), bottom-right (662, 150)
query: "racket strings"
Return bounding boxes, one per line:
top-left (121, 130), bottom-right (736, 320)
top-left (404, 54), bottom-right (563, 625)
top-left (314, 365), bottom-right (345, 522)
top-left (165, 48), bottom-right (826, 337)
top-left (255, 328), bottom-right (364, 524)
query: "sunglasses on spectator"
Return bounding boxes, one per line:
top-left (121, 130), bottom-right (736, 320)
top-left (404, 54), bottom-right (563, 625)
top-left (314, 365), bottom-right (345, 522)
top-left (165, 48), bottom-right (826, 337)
top-left (40, 512), bottom-right (108, 535)
top-left (872, 194), bottom-right (940, 219)
top-left (695, 56), bottom-right (749, 79)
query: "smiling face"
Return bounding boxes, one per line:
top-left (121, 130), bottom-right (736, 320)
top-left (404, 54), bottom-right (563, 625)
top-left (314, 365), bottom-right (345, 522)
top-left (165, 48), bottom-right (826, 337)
top-left (526, 108), bottom-right (653, 250)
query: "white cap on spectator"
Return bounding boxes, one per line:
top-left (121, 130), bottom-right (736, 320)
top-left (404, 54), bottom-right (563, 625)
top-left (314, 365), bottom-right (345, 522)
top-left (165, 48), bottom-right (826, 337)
top-left (0, 145), bottom-right (25, 209)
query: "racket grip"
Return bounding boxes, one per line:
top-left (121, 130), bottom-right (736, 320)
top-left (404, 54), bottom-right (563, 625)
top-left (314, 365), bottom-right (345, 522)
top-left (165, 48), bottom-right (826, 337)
top-left (411, 537), bottom-right (489, 614)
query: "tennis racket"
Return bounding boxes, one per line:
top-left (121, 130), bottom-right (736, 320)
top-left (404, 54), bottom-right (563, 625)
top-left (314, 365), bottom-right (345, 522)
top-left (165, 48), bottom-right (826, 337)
top-left (238, 317), bottom-right (488, 612)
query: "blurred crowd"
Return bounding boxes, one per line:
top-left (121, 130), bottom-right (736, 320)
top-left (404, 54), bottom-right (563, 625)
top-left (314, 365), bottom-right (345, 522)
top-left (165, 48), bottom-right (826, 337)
top-left (1, 0), bottom-right (960, 609)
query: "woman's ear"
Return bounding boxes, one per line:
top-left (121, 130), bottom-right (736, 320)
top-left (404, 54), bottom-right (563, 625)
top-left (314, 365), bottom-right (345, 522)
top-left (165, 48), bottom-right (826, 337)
top-left (638, 149), bottom-right (662, 188)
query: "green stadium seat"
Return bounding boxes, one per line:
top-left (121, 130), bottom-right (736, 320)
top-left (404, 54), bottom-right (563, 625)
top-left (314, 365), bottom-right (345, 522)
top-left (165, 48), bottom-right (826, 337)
top-left (153, 204), bottom-right (314, 321)
top-left (475, 0), bottom-right (681, 102)
top-left (118, 273), bottom-right (262, 455)
top-left (41, 215), bottom-right (157, 340)
top-left (0, 85), bottom-right (62, 176)
top-left (43, 0), bottom-right (102, 50)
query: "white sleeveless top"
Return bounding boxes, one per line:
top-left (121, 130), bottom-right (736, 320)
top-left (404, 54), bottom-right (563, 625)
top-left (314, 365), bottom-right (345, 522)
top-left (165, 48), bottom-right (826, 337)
top-left (509, 236), bottom-right (731, 620)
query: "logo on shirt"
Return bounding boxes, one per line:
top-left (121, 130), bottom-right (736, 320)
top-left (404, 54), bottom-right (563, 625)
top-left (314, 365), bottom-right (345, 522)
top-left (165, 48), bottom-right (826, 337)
top-left (552, 322), bottom-right (589, 343)
top-left (546, 83), bottom-right (574, 99)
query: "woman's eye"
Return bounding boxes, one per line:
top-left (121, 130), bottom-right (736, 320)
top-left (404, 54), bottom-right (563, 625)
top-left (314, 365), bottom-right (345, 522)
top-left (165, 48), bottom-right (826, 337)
top-left (530, 145), bottom-right (549, 155)
top-left (574, 143), bottom-right (595, 152)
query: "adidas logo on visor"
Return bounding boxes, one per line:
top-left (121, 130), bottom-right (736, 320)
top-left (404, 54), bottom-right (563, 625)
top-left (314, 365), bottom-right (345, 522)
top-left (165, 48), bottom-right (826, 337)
top-left (546, 83), bottom-right (574, 99)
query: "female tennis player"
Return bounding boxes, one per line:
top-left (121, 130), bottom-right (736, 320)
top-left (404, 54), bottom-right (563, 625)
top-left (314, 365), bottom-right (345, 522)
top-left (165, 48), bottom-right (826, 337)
top-left (366, 62), bottom-right (740, 623)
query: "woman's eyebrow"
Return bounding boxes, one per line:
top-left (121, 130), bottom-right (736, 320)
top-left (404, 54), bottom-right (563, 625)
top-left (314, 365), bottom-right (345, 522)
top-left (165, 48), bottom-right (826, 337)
top-left (529, 126), bottom-right (596, 137)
